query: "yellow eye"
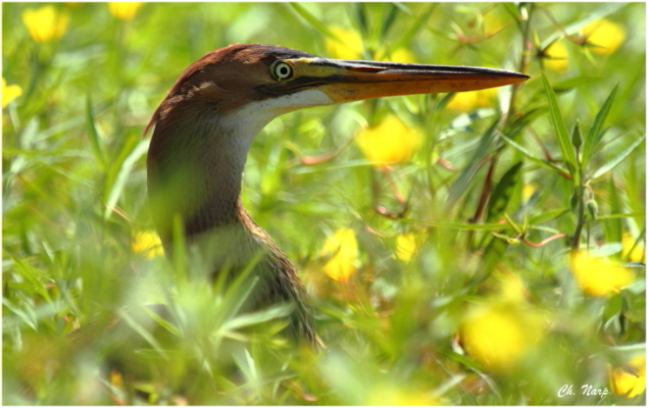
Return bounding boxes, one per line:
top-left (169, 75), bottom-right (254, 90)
top-left (271, 61), bottom-right (293, 81)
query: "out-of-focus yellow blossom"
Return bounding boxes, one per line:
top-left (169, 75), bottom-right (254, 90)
top-left (395, 233), bottom-right (419, 262)
top-left (131, 231), bottom-right (164, 258)
top-left (2, 79), bottom-right (23, 108)
top-left (379, 48), bottom-right (416, 63)
top-left (522, 183), bottom-right (537, 201)
top-left (569, 251), bottom-right (633, 296)
top-left (320, 228), bottom-right (359, 282)
top-left (447, 87), bottom-right (498, 111)
top-left (325, 26), bottom-right (363, 60)
top-left (108, 2), bottom-right (143, 21)
top-left (460, 281), bottom-right (544, 373)
top-left (608, 354), bottom-right (645, 398)
top-left (544, 40), bottom-right (569, 73)
top-left (582, 19), bottom-right (626, 55)
top-left (621, 233), bottom-right (645, 263)
top-left (367, 386), bottom-right (439, 406)
top-left (355, 115), bottom-right (422, 166)
top-left (21, 6), bottom-right (68, 43)
top-left (461, 304), bottom-right (544, 372)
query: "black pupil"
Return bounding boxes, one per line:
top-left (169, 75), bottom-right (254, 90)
top-left (278, 65), bottom-right (289, 77)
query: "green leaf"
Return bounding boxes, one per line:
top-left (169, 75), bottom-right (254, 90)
top-left (498, 132), bottom-right (569, 176)
top-left (219, 303), bottom-right (294, 333)
top-left (590, 135), bottom-right (645, 181)
top-left (540, 3), bottom-right (627, 50)
top-left (446, 118), bottom-right (498, 208)
top-left (85, 94), bottom-right (106, 169)
top-left (103, 139), bottom-right (149, 219)
top-left (287, 3), bottom-right (342, 44)
top-left (486, 162), bottom-right (523, 222)
top-left (582, 85), bottom-right (619, 170)
top-left (378, 3), bottom-right (436, 60)
top-left (116, 309), bottom-right (169, 360)
top-left (380, 3), bottom-right (399, 39)
top-left (541, 73), bottom-right (578, 182)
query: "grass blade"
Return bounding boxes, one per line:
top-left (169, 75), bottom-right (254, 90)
top-left (581, 85), bottom-right (618, 170)
top-left (288, 3), bottom-right (341, 43)
top-left (85, 94), bottom-right (106, 169)
top-left (498, 132), bottom-right (569, 176)
top-left (446, 118), bottom-right (498, 208)
top-left (103, 139), bottom-right (149, 219)
top-left (541, 73), bottom-right (578, 181)
top-left (486, 162), bottom-right (523, 222)
top-left (590, 135), bottom-right (645, 181)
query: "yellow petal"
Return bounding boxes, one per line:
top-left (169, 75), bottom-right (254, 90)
top-left (108, 2), bottom-right (143, 21)
top-left (621, 233), bottom-right (645, 263)
top-left (544, 40), bottom-right (569, 73)
top-left (355, 115), bottom-right (422, 166)
top-left (460, 301), bottom-right (543, 372)
top-left (569, 251), bottom-right (634, 296)
top-left (21, 6), bottom-right (68, 43)
top-left (367, 387), bottom-right (440, 406)
top-left (2, 79), bottom-right (23, 108)
top-left (131, 231), bottom-right (164, 258)
top-left (379, 48), bottom-right (416, 63)
top-left (325, 26), bottom-right (363, 60)
top-left (582, 19), bottom-right (626, 55)
top-left (447, 87), bottom-right (498, 111)
top-left (609, 354), bottom-right (646, 398)
top-left (395, 233), bottom-right (418, 262)
top-left (320, 228), bottom-right (358, 282)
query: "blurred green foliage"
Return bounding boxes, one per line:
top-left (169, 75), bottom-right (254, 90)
top-left (2, 2), bottom-right (645, 405)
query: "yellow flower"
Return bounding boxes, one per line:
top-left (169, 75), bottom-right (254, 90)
top-left (367, 386), bottom-right (439, 406)
top-left (108, 2), bottom-right (143, 21)
top-left (325, 26), bottom-right (363, 60)
top-left (608, 354), bottom-right (645, 398)
top-left (21, 6), bottom-right (68, 43)
top-left (569, 251), bottom-right (633, 296)
top-left (320, 228), bottom-right (359, 282)
top-left (395, 233), bottom-right (419, 262)
top-left (2, 79), bottom-right (23, 108)
top-left (460, 297), bottom-right (544, 372)
top-left (522, 183), bottom-right (537, 202)
top-left (379, 48), bottom-right (416, 63)
top-left (355, 115), bottom-right (422, 166)
top-left (582, 19), bottom-right (626, 55)
top-left (621, 233), bottom-right (645, 263)
top-left (544, 40), bottom-right (569, 73)
top-left (447, 87), bottom-right (498, 111)
top-left (131, 231), bottom-right (164, 258)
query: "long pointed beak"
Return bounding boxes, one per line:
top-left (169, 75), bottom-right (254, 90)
top-left (262, 57), bottom-right (528, 103)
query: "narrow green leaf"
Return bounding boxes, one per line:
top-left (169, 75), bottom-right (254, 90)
top-left (116, 309), bottom-right (169, 360)
top-left (582, 85), bottom-right (619, 170)
top-left (353, 3), bottom-right (368, 35)
top-left (540, 3), bottom-right (627, 50)
top-left (85, 94), bottom-right (106, 169)
top-left (590, 135), bottom-right (645, 180)
top-left (486, 162), bottom-right (523, 221)
top-left (528, 208), bottom-right (570, 225)
top-left (288, 3), bottom-right (342, 43)
top-left (143, 305), bottom-right (181, 337)
top-left (219, 303), bottom-right (294, 333)
top-left (103, 139), bottom-right (149, 219)
top-left (541, 73), bottom-right (578, 181)
top-left (380, 3), bottom-right (399, 39)
top-left (446, 118), bottom-right (498, 207)
top-left (378, 3), bottom-right (436, 60)
top-left (498, 133), bottom-right (569, 176)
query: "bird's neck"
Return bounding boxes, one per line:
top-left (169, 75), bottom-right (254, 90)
top-left (147, 103), bottom-right (275, 246)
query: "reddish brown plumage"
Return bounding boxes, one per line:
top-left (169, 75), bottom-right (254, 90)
top-left (146, 44), bottom-right (318, 344)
